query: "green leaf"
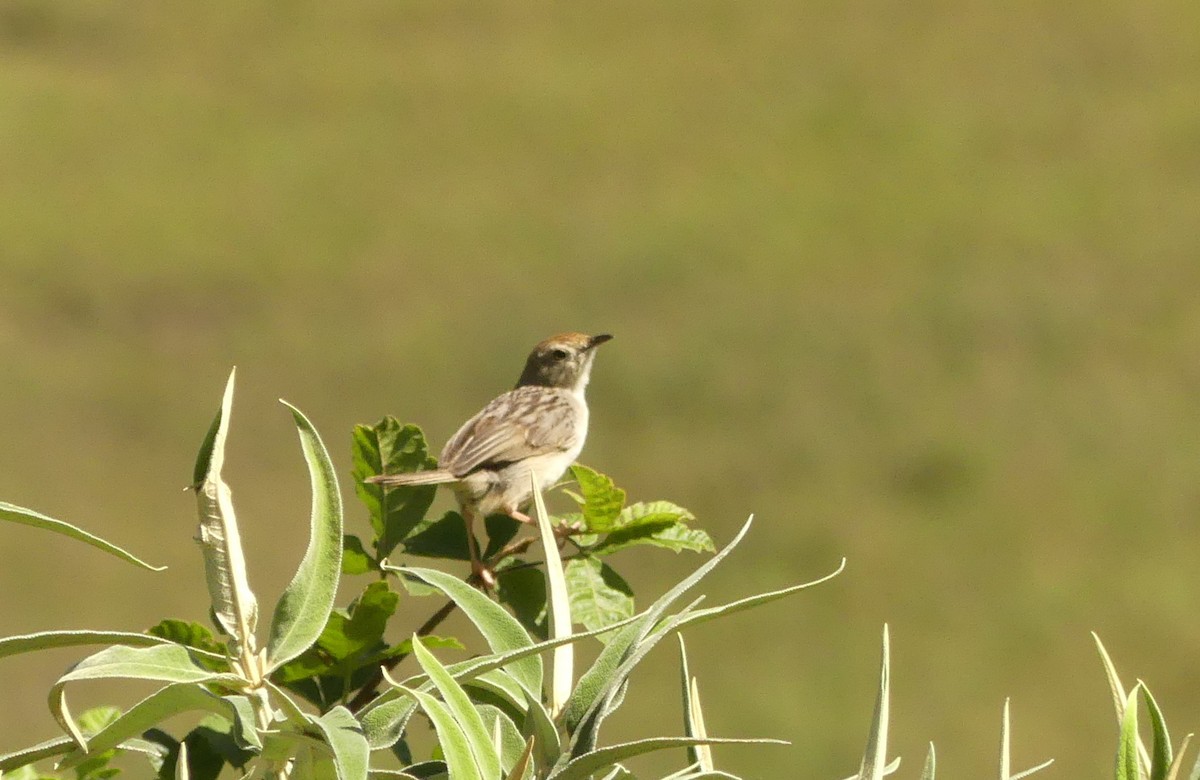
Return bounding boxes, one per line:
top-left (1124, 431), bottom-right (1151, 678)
top-left (504, 736), bottom-right (536, 780)
top-left (1142, 683), bottom-right (1173, 780)
top-left (57, 685), bottom-right (259, 771)
top-left (175, 716), bottom-right (256, 777)
top-left (532, 477), bottom-right (573, 719)
top-left (0, 501), bottom-right (165, 572)
top-left (857, 625), bottom-right (890, 780)
top-left (1117, 686), bottom-right (1142, 780)
top-left (308, 707), bottom-right (369, 780)
top-left (0, 630), bottom-right (210, 662)
top-left (1093, 633), bottom-right (1151, 774)
top-left (401, 687), bottom-right (483, 780)
top-left (593, 521), bottom-right (714, 557)
top-left (321, 581), bottom-right (399, 659)
top-left (411, 636), bottom-right (501, 779)
top-left (266, 401), bottom-right (344, 671)
top-left (391, 566), bottom-right (541, 696)
top-left (342, 535), bottom-right (377, 575)
top-left (562, 517), bottom-right (753, 742)
top-left (568, 465), bottom-right (626, 532)
top-left (51, 645), bottom-right (243, 748)
top-left (272, 580), bottom-right (401, 705)
top-left (362, 611), bottom-right (643, 754)
top-left (146, 620), bottom-right (229, 670)
top-left (475, 705), bottom-right (524, 777)
top-left (565, 558), bottom-right (634, 637)
top-left (0, 736), bottom-right (76, 772)
top-left (352, 419), bottom-right (438, 558)
top-left (402, 512), bottom-right (471, 560)
top-left (192, 368), bottom-right (259, 651)
top-left (548, 737), bottom-right (787, 780)
top-left (496, 564), bottom-right (549, 640)
top-left (678, 636), bottom-right (713, 772)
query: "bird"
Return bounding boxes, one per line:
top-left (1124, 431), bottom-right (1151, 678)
top-left (365, 332), bottom-right (613, 586)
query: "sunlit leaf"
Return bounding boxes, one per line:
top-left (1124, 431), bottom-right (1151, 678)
top-left (308, 707), bottom-right (369, 780)
top-left (1117, 686), bottom-right (1142, 780)
top-left (342, 535), bottom-right (376, 575)
top-left (352, 419), bottom-right (438, 558)
top-left (0, 501), bottom-right (164, 572)
top-left (568, 465), bottom-right (626, 532)
top-left (856, 625), bottom-right (890, 780)
top-left (565, 557), bottom-right (634, 638)
top-left (266, 401), bottom-right (344, 671)
top-left (192, 368), bottom-right (258, 653)
top-left (411, 637), bottom-right (500, 778)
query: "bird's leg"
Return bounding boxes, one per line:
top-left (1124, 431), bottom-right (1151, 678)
top-left (462, 509), bottom-right (495, 590)
top-left (508, 508), bottom-right (583, 540)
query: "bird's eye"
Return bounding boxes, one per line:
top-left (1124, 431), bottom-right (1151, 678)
top-left (550, 348), bottom-right (569, 361)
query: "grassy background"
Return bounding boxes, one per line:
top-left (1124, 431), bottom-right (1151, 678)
top-left (3, 1), bottom-right (1200, 775)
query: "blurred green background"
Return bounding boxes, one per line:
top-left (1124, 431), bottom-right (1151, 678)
top-left (3, 1), bottom-right (1200, 776)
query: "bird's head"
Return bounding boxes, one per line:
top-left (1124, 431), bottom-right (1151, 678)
top-left (516, 332), bottom-right (613, 393)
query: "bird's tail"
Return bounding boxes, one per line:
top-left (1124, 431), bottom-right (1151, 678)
top-left (364, 469), bottom-right (457, 487)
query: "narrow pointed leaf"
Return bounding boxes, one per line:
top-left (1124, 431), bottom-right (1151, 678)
top-left (51, 644), bottom-right (241, 749)
top-left (309, 707), bottom-right (369, 780)
top-left (389, 566), bottom-right (541, 696)
top-left (678, 636), bottom-right (712, 771)
top-left (1010, 759), bottom-right (1055, 780)
top-left (674, 560), bottom-right (846, 633)
top-left (0, 502), bottom-right (164, 571)
top-left (193, 368), bottom-right (259, 650)
top-left (1140, 682), bottom-right (1174, 780)
top-left (1093, 633), bottom-right (1152, 774)
top-left (175, 739), bottom-right (191, 780)
top-left (57, 685), bottom-right (259, 769)
top-left (549, 737), bottom-right (787, 780)
top-left (412, 635), bottom-right (501, 779)
top-left (999, 698), bottom-right (1011, 780)
top-left (1117, 686), bottom-right (1143, 780)
top-left (1094, 632), bottom-right (1131, 724)
top-left (563, 516), bottom-right (755, 735)
top-left (505, 736), bottom-right (536, 780)
top-left (532, 478), bottom-right (573, 718)
top-left (401, 687), bottom-right (483, 780)
top-left (0, 630), bottom-right (211, 661)
top-left (266, 401), bottom-right (344, 670)
top-left (567, 601), bottom-right (703, 761)
top-left (838, 757), bottom-right (901, 780)
top-left (0, 736), bottom-right (75, 771)
top-left (1166, 734), bottom-right (1194, 780)
top-left (361, 610), bottom-right (646, 751)
top-left (857, 625), bottom-right (890, 780)
top-left (921, 743), bottom-right (936, 780)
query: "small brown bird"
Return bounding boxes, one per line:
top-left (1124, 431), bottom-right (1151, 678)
top-left (366, 332), bottom-right (613, 585)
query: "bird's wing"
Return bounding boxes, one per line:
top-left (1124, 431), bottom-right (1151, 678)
top-left (440, 386), bottom-right (580, 477)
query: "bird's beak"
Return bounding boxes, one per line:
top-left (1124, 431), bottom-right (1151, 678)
top-left (588, 333), bottom-right (614, 349)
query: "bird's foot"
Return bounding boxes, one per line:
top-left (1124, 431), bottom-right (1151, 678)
top-left (469, 557), bottom-right (497, 591)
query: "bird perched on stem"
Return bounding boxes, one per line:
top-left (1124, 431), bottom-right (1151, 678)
top-left (366, 332), bottom-right (613, 587)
